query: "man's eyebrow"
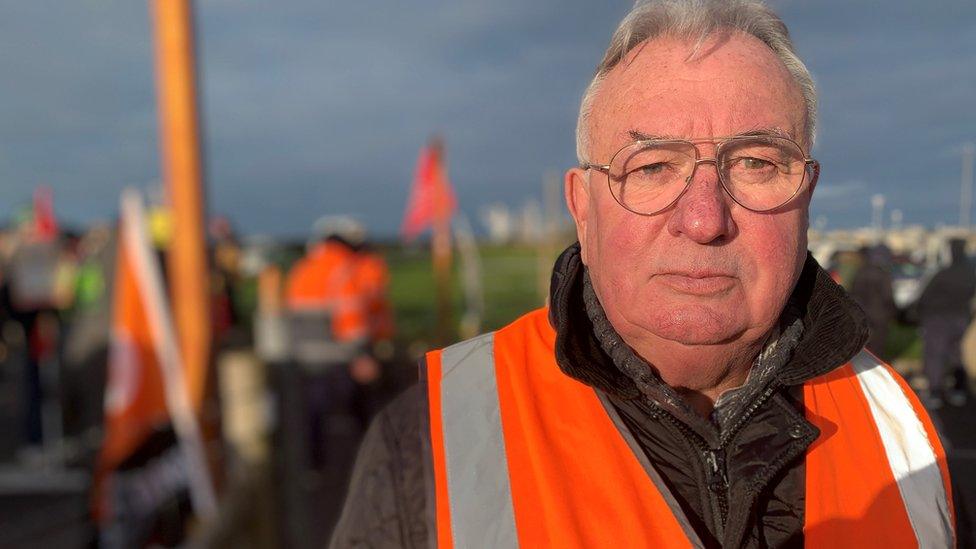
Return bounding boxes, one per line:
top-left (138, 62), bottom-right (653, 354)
top-left (736, 127), bottom-right (794, 139)
top-left (628, 130), bottom-right (674, 141)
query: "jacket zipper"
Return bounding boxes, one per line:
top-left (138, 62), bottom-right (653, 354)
top-left (703, 446), bottom-right (729, 534)
top-left (720, 384), bottom-right (779, 447)
top-left (704, 447), bottom-right (728, 494)
top-left (660, 412), bottom-right (729, 537)
top-left (715, 383), bottom-right (782, 547)
top-left (653, 383), bottom-right (784, 544)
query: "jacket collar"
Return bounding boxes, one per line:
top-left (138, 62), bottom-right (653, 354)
top-left (547, 243), bottom-right (868, 397)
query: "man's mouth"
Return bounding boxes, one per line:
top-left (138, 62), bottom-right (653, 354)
top-left (654, 271), bottom-right (737, 295)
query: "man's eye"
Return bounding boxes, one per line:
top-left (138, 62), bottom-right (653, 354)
top-left (636, 162), bottom-right (668, 175)
top-left (740, 157), bottom-right (774, 170)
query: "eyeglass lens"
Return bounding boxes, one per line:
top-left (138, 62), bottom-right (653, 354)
top-left (608, 136), bottom-right (806, 214)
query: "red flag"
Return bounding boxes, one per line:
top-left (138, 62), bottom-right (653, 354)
top-left (33, 186), bottom-right (58, 241)
top-left (401, 138), bottom-right (456, 241)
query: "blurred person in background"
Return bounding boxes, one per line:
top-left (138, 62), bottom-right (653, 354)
top-left (355, 242), bottom-right (394, 357)
top-left (826, 248), bottom-right (863, 290)
top-left (0, 227), bottom-right (13, 355)
top-left (209, 215), bottom-right (248, 345)
top-left (849, 244), bottom-right (897, 361)
top-left (917, 237), bottom-right (976, 408)
top-left (333, 1), bottom-right (954, 547)
top-left (284, 216), bottom-right (379, 471)
top-left (61, 224), bottom-right (114, 444)
top-left (351, 235), bottom-right (396, 425)
top-left (0, 227), bottom-right (14, 424)
top-left (5, 213), bottom-right (63, 450)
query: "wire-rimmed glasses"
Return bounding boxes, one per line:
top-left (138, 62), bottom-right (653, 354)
top-left (581, 135), bottom-right (819, 215)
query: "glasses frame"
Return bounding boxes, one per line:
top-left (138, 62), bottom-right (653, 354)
top-left (581, 135), bottom-right (819, 215)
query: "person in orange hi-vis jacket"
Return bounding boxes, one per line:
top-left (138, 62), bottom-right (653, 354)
top-left (285, 216), bottom-right (378, 470)
top-left (355, 244), bottom-right (395, 347)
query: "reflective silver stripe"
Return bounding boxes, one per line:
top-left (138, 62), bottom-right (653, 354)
top-left (596, 391), bottom-right (704, 549)
top-left (439, 333), bottom-right (519, 548)
top-left (851, 351), bottom-right (954, 547)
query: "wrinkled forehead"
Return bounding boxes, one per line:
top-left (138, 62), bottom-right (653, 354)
top-left (589, 32), bottom-right (808, 154)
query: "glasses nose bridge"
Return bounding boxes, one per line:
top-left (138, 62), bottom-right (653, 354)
top-left (686, 154), bottom-right (724, 184)
top-left (686, 138), bottom-right (724, 173)
top-left (681, 149), bottom-right (737, 211)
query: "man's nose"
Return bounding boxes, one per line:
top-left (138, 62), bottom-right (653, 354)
top-left (666, 160), bottom-right (735, 244)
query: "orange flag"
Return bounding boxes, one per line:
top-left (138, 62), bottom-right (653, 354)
top-left (401, 137), bottom-right (456, 241)
top-left (94, 193), bottom-right (169, 520)
top-left (94, 189), bottom-right (216, 523)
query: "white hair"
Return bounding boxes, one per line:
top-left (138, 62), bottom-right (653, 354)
top-left (576, 0), bottom-right (817, 164)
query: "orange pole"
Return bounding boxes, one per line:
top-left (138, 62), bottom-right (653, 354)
top-left (150, 0), bottom-right (210, 410)
top-left (432, 217), bottom-right (453, 345)
top-left (429, 138), bottom-right (454, 345)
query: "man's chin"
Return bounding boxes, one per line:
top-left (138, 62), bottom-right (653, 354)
top-left (636, 309), bottom-right (746, 347)
top-left (654, 330), bottom-right (740, 346)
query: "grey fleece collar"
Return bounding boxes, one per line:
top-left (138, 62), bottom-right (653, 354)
top-left (580, 269), bottom-right (804, 435)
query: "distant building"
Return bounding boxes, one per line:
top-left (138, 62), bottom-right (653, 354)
top-left (809, 225), bottom-right (976, 271)
top-left (481, 203), bottom-right (514, 244)
top-left (518, 200), bottom-right (543, 245)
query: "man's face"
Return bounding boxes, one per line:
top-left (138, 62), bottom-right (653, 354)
top-left (566, 32), bottom-right (815, 353)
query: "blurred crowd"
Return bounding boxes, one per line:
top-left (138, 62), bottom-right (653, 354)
top-left (829, 237), bottom-right (976, 409)
top-left (0, 214), bottom-right (114, 459)
top-left (0, 204), bottom-right (408, 547)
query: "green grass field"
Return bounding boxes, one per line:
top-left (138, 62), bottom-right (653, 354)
top-left (385, 244), bottom-right (554, 346)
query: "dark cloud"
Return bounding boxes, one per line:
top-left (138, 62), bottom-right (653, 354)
top-left (0, 1), bottom-right (973, 235)
top-left (195, 0), bottom-right (627, 236)
top-left (778, 0), bottom-right (976, 228)
top-left (0, 0), bottom-right (156, 225)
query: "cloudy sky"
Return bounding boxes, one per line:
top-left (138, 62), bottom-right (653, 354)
top-left (0, 0), bottom-right (974, 237)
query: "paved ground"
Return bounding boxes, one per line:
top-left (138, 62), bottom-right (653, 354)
top-left (0, 470), bottom-right (92, 548)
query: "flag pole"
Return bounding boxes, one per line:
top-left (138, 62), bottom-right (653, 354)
top-left (433, 212), bottom-right (453, 345)
top-left (150, 0), bottom-right (211, 410)
top-left (430, 138), bottom-right (454, 345)
top-left (401, 137), bottom-right (456, 344)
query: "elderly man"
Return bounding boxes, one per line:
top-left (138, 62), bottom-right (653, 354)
top-left (332, 1), bottom-right (954, 547)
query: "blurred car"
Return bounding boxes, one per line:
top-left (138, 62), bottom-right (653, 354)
top-left (891, 258), bottom-right (928, 309)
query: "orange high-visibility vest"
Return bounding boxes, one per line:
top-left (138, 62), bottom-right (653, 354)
top-left (285, 241), bottom-right (367, 341)
top-left (425, 308), bottom-right (954, 548)
top-left (355, 250), bottom-right (395, 342)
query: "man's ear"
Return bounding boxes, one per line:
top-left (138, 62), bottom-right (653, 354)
top-left (565, 167), bottom-right (591, 264)
top-left (807, 161), bottom-right (820, 197)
